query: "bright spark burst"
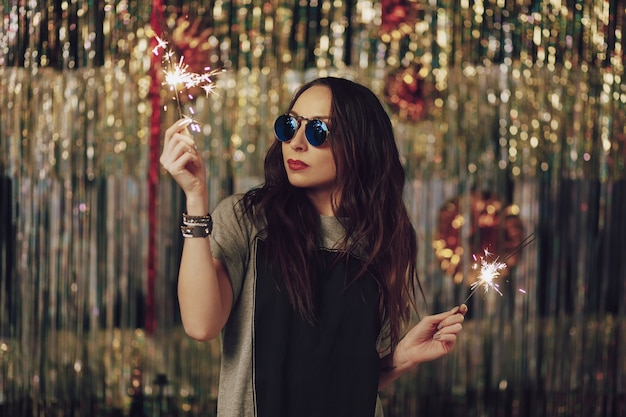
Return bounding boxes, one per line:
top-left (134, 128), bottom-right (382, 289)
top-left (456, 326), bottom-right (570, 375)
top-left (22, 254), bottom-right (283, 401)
top-left (152, 35), bottom-right (224, 122)
top-left (461, 248), bottom-right (508, 304)
top-left (163, 56), bottom-right (224, 96)
top-left (470, 249), bottom-right (507, 296)
top-left (460, 234), bottom-right (536, 304)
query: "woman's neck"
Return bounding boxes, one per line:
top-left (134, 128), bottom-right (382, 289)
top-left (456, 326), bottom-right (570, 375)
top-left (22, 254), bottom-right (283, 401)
top-left (306, 189), bottom-right (339, 216)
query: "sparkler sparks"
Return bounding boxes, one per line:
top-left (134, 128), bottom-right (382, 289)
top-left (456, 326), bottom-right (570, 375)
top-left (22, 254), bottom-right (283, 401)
top-left (468, 249), bottom-right (506, 298)
top-left (462, 233), bottom-right (536, 304)
top-left (152, 34), bottom-right (224, 124)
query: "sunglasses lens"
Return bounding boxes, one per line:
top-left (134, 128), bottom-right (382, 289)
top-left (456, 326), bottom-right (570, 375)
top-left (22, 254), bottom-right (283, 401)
top-left (305, 119), bottom-right (328, 146)
top-left (274, 115), bottom-right (298, 142)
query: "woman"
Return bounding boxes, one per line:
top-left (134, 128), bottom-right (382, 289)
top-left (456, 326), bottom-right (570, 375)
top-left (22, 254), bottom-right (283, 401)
top-left (160, 77), bottom-right (467, 417)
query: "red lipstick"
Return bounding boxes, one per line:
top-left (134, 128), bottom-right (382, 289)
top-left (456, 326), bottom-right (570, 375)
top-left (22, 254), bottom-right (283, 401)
top-left (287, 159), bottom-right (309, 170)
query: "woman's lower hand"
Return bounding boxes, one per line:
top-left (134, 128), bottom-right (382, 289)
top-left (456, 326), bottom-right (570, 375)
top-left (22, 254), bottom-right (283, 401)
top-left (394, 304), bottom-right (468, 370)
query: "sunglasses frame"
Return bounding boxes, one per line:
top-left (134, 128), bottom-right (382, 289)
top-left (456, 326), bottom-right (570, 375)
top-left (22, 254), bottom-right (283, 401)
top-left (273, 114), bottom-right (330, 147)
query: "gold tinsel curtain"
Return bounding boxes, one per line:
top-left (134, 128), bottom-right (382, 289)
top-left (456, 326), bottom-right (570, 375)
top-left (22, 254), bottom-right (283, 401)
top-left (1, 1), bottom-right (624, 416)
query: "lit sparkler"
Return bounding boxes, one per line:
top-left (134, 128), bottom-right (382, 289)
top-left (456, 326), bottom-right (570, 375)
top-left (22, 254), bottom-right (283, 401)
top-left (462, 233), bottom-right (536, 304)
top-left (152, 34), bottom-right (224, 128)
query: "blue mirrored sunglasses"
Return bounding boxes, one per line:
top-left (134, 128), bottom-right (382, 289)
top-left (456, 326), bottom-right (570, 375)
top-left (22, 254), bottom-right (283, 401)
top-left (273, 114), bottom-right (329, 147)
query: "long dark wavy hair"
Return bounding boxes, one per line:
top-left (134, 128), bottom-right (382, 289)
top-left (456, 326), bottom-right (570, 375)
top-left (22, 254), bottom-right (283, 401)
top-left (242, 77), bottom-right (421, 349)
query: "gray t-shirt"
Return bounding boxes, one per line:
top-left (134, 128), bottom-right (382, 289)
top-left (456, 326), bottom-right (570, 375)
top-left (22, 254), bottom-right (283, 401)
top-left (209, 194), bottom-right (385, 417)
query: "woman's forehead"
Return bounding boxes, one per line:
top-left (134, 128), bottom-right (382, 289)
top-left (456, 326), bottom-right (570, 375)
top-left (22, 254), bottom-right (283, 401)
top-left (292, 85), bottom-right (332, 115)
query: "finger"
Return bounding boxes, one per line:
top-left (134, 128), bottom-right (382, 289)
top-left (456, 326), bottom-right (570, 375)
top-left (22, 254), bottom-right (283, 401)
top-left (167, 151), bottom-right (198, 176)
top-left (164, 118), bottom-right (194, 149)
top-left (172, 140), bottom-right (199, 163)
top-left (459, 304), bottom-right (468, 315)
top-left (432, 304), bottom-right (469, 329)
top-left (161, 140), bottom-right (199, 171)
top-left (432, 332), bottom-right (458, 343)
top-left (448, 304), bottom-right (468, 315)
top-left (162, 131), bottom-right (197, 164)
top-left (437, 311), bottom-right (465, 330)
top-left (437, 322), bottom-right (463, 335)
top-left (425, 306), bottom-right (461, 327)
top-left (433, 323), bottom-right (463, 341)
top-left (165, 117), bottom-right (193, 144)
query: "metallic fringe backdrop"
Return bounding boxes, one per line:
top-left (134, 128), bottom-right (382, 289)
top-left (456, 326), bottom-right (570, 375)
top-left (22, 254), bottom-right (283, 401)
top-left (1, 1), bottom-right (625, 416)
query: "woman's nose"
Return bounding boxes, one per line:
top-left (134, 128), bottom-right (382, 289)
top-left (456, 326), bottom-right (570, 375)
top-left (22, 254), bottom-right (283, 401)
top-left (289, 122), bottom-right (308, 149)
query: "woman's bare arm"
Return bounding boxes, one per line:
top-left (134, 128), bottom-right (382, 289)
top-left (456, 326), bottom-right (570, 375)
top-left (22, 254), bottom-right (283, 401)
top-left (160, 119), bottom-right (233, 341)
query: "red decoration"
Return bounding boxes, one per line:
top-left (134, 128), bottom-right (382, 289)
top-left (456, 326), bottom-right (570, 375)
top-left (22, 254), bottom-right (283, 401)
top-left (146, 0), bottom-right (164, 335)
top-left (383, 63), bottom-right (427, 122)
top-left (380, 0), bottom-right (423, 37)
top-left (435, 190), bottom-right (525, 281)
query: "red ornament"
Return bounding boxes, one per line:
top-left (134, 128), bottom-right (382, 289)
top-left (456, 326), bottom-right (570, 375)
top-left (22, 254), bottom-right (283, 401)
top-left (383, 63), bottom-right (427, 122)
top-left (381, 0), bottom-right (423, 37)
top-left (435, 190), bottom-right (525, 282)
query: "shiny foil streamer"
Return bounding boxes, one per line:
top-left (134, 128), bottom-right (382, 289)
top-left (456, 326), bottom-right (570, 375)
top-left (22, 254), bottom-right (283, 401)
top-left (1, 1), bottom-right (625, 416)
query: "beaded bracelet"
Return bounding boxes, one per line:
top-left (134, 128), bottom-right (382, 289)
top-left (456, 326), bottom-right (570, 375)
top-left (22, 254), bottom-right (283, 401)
top-left (181, 213), bottom-right (213, 238)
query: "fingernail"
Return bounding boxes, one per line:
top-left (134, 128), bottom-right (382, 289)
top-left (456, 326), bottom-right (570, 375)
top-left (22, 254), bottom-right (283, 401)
top-left (433, 333), bottom-right (442, 340)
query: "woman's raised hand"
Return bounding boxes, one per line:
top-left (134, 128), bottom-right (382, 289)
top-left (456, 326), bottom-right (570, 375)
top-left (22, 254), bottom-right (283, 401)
top-left (160, 119), bottom-right (208, 200)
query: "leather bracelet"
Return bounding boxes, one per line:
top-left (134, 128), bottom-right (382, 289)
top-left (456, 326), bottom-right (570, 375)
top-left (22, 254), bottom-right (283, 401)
top-left (181, 212), bottom-right (213, 237)
top-left (180, 225), bottom-right (211, 238)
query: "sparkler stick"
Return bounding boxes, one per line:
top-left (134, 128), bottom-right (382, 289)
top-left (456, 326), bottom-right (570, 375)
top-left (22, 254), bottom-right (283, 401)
top-left (462, 233), bottom-right (536, 304)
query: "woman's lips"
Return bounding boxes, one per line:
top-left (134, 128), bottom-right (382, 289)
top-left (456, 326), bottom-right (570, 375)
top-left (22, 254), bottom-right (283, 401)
top-left (287, 159), bottom-right (309, 170)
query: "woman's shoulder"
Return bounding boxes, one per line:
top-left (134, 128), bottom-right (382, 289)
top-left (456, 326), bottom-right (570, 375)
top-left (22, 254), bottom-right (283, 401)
top-left (214, 193), bottom-right (246, 210)
top-left (212, 193), bottom-right (248, 221)
top-left (212, 192), bottom-right (265, 233)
